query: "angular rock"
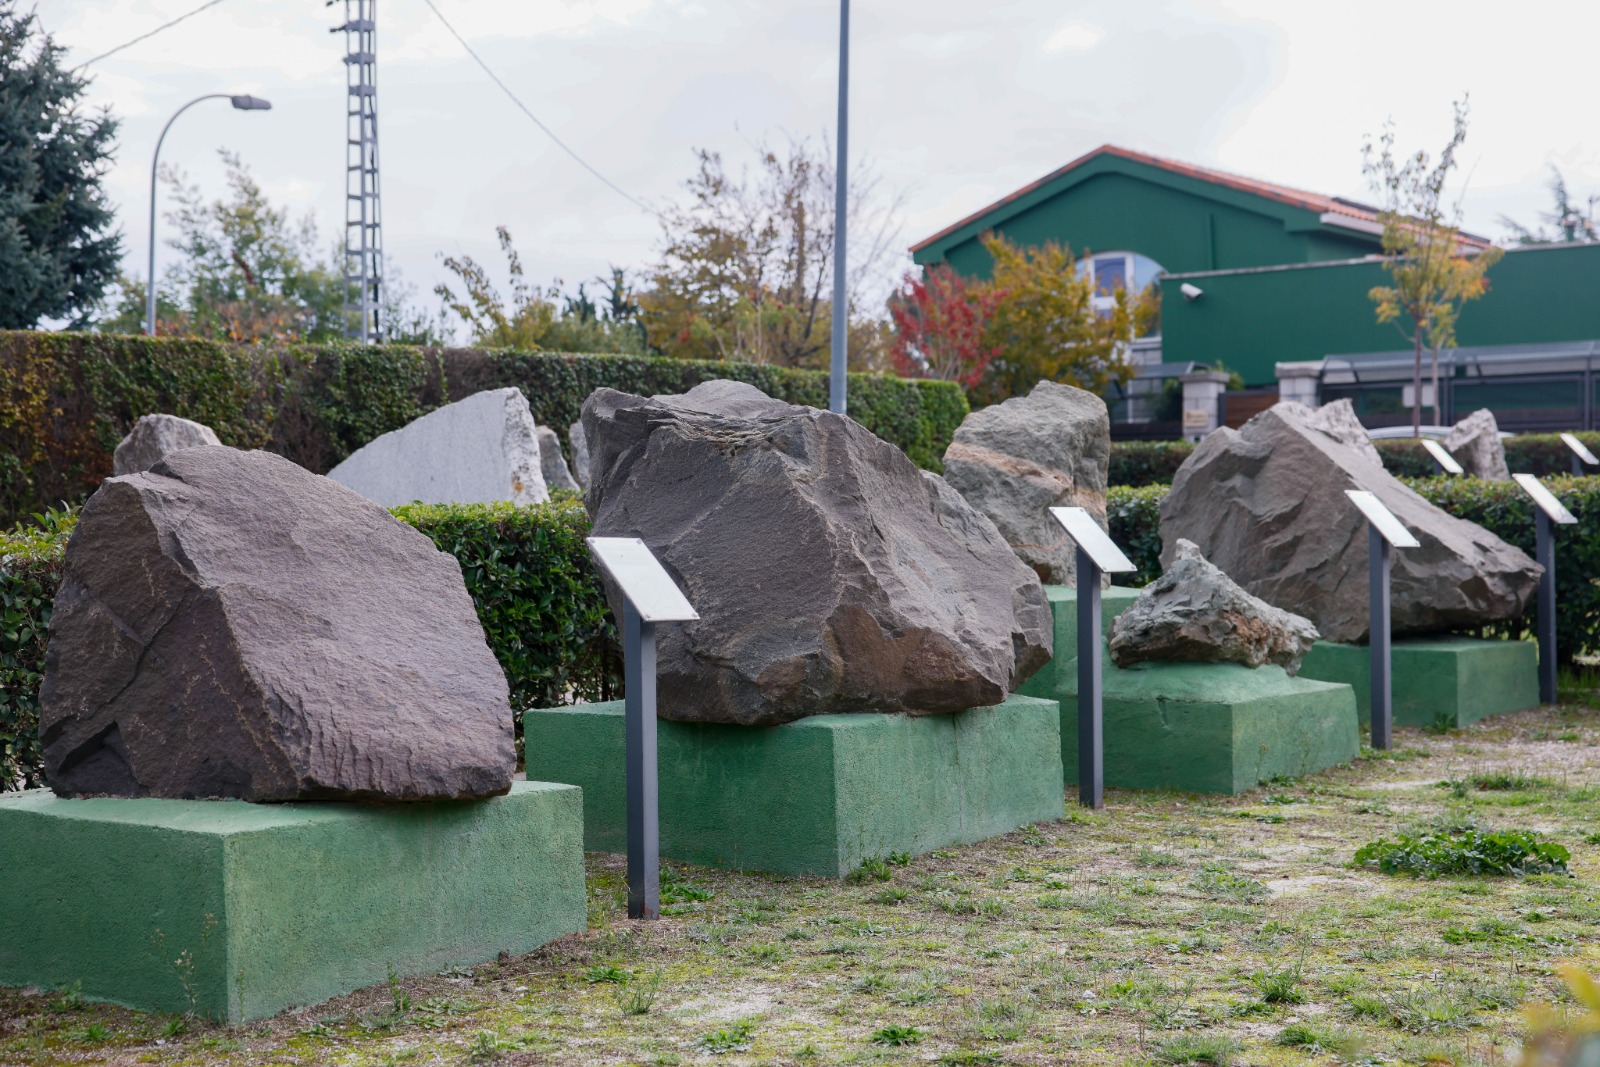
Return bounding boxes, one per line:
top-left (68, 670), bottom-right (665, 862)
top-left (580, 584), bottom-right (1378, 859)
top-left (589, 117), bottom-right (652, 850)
top-left (535, 425), bottom-right (581, 492)
top-left (582, 380), bottom-right (1053, 726)
top-left (40, 447), bottom-right (516, 801)
top-left (328, 388), bottom-right (548, 507)
top-left (1301, 399), bottom-right (1383, 465)
top-left (112, 413), bottom-right (221, 475)
top-left (1160, 401), bottom-right (1540, 643)
top-left (1444, 409), bottom-right (1511, 480)
top-left (941, 381), bottom-right (1110, 584)
top-left (568, 421), bottom-right (590, 489)
top-left (1109, 539), bottom-right (1320, 674)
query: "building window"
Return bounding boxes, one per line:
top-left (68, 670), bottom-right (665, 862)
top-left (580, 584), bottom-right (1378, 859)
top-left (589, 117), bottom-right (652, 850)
top-left (1078, 250), bottom-right (1165, 322)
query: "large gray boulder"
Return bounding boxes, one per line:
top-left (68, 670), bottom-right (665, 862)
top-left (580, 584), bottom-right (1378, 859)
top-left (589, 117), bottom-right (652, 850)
top-left (582, 380), bottom-right (1053, 726)
top-left (941, 381), bottom-right (1110, 584)
top-left (113, 413), bottom-right (221, 475)
top-left (535, 425), bottom-right (581, 492)
top-left (328, 388), bottom-right (548, 507)
top-left (568, 420), bottom-right (590, 488)
top-left (1444, 409), bottom-right (1511, 480)
top-left (1109, 539), bottom-right (1319, 674)
top-left (1160, 401), bottom-right (1540, 643)
top-left (39, 447), bottom-right (516, 802)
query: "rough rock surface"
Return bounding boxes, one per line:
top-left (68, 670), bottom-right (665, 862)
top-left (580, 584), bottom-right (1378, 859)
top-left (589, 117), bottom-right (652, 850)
top-left (113, 414), bottom-right (221, 475)
top-left (941, 380), bottom-right (1110, 584)
top-left (1160, 401), bottom-right (1540, 643)
top-left (568, 421), bottom-right (590, 488)
top-left (1301, 399), bottom-right (1383, 464)
top-left (328, 388), bottom-right (548, 507)
top-left (582, 380), bottom-right (1053, 726)
top-left (1109, 539), bottom-right (1320, 674)
top-left (535, 425), bottom-right (581, 492)
top-left (1444, 409), bottom-right (1511, 480)
top-left (40, 447), bottom-right (516, 802)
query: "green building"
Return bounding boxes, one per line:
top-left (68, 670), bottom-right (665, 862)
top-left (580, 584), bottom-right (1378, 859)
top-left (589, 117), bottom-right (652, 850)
top-left (912, 145), bottom-right (1600, 434)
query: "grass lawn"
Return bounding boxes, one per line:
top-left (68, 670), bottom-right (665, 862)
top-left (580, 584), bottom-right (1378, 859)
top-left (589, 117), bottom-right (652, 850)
top-left (5, 689), bottom-right (1600, 1067)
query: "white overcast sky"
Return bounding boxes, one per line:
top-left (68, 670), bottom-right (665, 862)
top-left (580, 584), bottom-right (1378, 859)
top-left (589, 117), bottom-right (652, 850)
top-left (35, 0), bottom-right (1600, 330)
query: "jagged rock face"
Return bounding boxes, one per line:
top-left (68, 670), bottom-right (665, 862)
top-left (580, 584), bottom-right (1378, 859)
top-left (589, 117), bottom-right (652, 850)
top-left (1109, 539), bottom-right (1320, 674)
top-left (113, 414), bottom-right (221, 475)
top-left (1159, 401), bottom-right (1541, 643)
top-left (582, 380), bottom-right (1053, 726)
top-left (941, 381), bottom-right (1110, 584)
top-left (1301, 399), bottom-right (1383, 465)
top-left (535, 426), bottom-right (581, 492)
top-left (40, 447), bottom-right (516, 802)
top-left (1444, 409), bottom-right (1511, 480)
top-left (328, 388), bottom-right (549, 507)
top-left (568, 421), bottom-right (590, 488)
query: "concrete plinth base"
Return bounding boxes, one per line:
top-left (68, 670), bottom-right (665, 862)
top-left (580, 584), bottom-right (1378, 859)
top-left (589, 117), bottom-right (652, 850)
top-left (1020, 585), bottom-right (1361, 794)
top-left (0, 782), bottom-right (586, 1023)
top-left (522, 695), bottom-right (1065, 877)
top-left (1298, 637), bottom-right (1539, 728)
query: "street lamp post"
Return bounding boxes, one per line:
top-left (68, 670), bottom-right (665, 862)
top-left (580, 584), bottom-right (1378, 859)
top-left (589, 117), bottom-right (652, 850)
top-left (828, 0), bottom-right (849, 414)
top-left (146, 94), bottom-right (273, 337)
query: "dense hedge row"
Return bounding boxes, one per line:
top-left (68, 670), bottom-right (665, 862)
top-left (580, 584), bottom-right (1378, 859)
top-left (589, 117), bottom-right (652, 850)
top-left (0, 498), bottom-right (621, 791)
top-left (1108, 477), bottom-right (1600, 662)
top-left (0, 331), bottom-right (968, 527)
top-left (1107, 433), bottom-right (1600, 488)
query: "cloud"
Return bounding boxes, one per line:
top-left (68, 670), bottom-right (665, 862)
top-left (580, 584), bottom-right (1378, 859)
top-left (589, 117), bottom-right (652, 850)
top-left (1044, 22), bottom-right (1105, 53)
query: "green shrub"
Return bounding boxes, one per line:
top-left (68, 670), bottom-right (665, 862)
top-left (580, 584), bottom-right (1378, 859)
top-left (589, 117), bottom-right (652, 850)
top-left (0, 331), bottom-right (968, 526)
top-left (1107, 484), bottom-right (1166, 587)
top-left (1108, 439), bottom-right (1194, 487)
top-left (0, 507), bottom-right (74, 791)
top-left (1354, 828), bottom-right (1570, 878)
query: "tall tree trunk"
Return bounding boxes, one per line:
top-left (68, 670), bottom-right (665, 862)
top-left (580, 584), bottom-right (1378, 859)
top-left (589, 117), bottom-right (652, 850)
top-left (1412, 324), bottom-right (1423, 438)
top-left (1430, 346), bottom-right (1442, 428)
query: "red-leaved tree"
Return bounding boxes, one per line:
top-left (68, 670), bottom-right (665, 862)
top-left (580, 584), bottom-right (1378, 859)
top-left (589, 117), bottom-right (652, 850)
top-left (888, 265), bottom-right (1003, 390)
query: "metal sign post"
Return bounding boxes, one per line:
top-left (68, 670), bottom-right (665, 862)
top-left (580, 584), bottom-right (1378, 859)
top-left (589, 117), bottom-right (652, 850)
top-left (1049, 507), bottom-right (1137, 809)
top-left (1561, 433), bottom-right (1597, 477)
top-left (1512, 474), bottom-right (1578, 704)
top-left (1345, 491), bottom-right (1420, 750)
top-left (1421, 438), bottom-right (1464, 476)
top-left (586, 538), bottom-right (699, 919)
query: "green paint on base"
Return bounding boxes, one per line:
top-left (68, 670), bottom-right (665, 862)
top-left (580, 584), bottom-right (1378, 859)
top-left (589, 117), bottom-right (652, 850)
top-left (0, 781), bottom-right (586, 1023)
top-left (1024, 585), bottom-right (1361, 794)
top-left (1298, 637), bottom-right (1539, 728)
top-left (522, 696), bottom-right (1065, 877)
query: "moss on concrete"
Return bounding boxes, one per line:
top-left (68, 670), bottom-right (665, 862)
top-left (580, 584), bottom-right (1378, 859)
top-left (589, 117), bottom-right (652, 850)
top-left (522, 696), bottom-right (1065, 877)
top-left (1298, 637), bottom-right (1539, 728)
top-left (0, 782), bottom-right (586, 1023)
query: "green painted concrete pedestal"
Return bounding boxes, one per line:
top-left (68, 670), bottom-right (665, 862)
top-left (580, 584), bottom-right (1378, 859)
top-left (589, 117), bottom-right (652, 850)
top-left (522, 695), bottom-right (1065, 877)
top-left (1019, 586), bottom-right (1361, 794)
top-left (0, 781), bottom-right (586, 1024)
top-left (1298, 637), bottom-right (1539, 728)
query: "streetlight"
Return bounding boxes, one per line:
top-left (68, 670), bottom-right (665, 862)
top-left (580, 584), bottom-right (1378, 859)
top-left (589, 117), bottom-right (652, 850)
top-left (146, 94), bottom-right (273, 336)
top-left (828, 0), bottom-right (849, 414)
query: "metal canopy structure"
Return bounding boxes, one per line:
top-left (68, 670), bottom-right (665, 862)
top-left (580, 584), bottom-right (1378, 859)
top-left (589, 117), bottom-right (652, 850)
top-left (333, 0), bottom-right (383, 343)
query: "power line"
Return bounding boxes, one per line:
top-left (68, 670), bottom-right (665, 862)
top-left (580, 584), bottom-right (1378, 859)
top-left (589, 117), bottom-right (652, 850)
top-left (71, 0), bottom-right (233, 71)
top-left (417, 0), bottom-right (650, 213)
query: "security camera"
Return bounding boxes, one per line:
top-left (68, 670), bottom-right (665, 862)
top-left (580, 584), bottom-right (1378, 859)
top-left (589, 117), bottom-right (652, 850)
top-left (1180, 283), bottom-right (1204, 301)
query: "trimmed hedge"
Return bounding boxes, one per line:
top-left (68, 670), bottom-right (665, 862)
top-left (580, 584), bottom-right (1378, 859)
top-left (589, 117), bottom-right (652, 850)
top-left (0, 498), bottom-right (621, 791)
top-left (1108, 477), bottom-right (1600, 663)
top-left (0, 331), bottom-right (968, 527)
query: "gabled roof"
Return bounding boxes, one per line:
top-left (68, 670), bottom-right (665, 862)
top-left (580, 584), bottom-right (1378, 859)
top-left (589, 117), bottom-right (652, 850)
top-left (910, 144), bottom-right (1491, 254)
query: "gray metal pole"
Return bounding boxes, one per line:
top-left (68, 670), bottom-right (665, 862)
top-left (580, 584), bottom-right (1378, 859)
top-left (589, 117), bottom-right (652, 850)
top-left (1537, 509), bottom-right (1557, 704)
top-left (1076, 547), bottom-right (1104, 809)
top-left (147, 94), bottom-right (232, 336)
top-left (623, 601), bottom-right (660, 919)
top-left (828, 0), bottom-right (850, 415)
top-left (1368, 525), bottom-right (1393, 750)
top-left (1574, 453), bottom-right (1584, 477)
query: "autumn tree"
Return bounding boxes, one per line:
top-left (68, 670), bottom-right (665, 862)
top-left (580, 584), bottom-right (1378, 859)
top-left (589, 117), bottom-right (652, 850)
top-left (1364, 97), bottom-right (1503, 434)
top-left (887, 265), bottom-right (1002, 389)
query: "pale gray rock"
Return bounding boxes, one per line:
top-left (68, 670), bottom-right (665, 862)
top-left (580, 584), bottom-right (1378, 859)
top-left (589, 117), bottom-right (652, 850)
top-left (1300, 399), bottom-right (1383, 465)
top-left (40, 447), bottom-right (516, 802)
top-left (1443, 409), bottom-right (1511, 480)
top-left (535, 425), bottom-right (581, 493)
top-left (941, 380), bottom-right (1110, 584)
top-left (328, 388), bottom-right (548, 508)
top-left (1109, 539), bottom-right (1319, 674)
top-left (1160, 401), bottom-right (1540, 643)
top-left (568, 421), bottom-right (590, 489)
top-left (112, 413), bottom-right (221, 475)
top-left (582, 380), bottom-right (1053, 726)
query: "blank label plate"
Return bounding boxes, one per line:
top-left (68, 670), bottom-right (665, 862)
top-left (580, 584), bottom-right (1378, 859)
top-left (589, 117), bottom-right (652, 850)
top-left (1513, 474), bottom-right (1578, 525)
top-left (587, 537), bottom-right (700, 622)
top-left (1562, 433), bottom-right (1598, 466)
top-left (1050, 507), bottom-right (1136, 573)
top-left (1345, 490), bottom-right (1421, 548)
top-left (1420, 438), bottom-right (1464, 475)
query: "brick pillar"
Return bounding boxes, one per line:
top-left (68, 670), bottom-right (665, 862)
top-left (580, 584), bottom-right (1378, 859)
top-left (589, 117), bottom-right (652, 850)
top-left (1275, 360), bottom-right (1324, 408)
top-left (1178, 370), bottom-right (1229, 442)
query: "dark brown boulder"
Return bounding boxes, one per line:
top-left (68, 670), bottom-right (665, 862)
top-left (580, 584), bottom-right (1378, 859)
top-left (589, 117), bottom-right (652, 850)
top-left (582, 381), bottom-right (1053, 726)
top-left (40, 447), bottom-right (516, 801)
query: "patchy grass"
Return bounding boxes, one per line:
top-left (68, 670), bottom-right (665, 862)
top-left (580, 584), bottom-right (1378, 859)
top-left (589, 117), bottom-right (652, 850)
top-left (4, 702), bottom-right (1600, 1065)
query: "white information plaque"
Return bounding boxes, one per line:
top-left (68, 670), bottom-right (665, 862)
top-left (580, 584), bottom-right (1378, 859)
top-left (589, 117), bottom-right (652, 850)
top-left (1050, 507), bottom-right (1136, 574)
top-left (587, 537), bottom-right (700, 622)
top-left (1561, 432), bottom-right (1598, 466)
top-left (1420, 438), bottom-right (1464, 475)
top-left (1512, 474), bottom-right (1577, 525)
top-left (1345, 490), bottom-right (1421, 549)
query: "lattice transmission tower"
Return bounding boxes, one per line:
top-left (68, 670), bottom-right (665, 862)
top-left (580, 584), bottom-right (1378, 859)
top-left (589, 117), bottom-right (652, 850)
top-left (331, 0), bottom-right (382, 342)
